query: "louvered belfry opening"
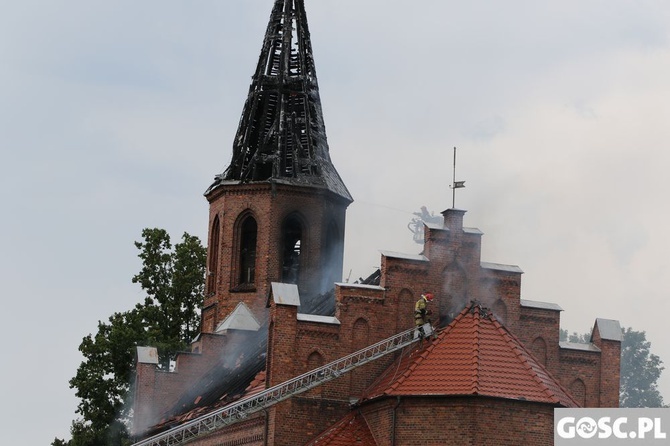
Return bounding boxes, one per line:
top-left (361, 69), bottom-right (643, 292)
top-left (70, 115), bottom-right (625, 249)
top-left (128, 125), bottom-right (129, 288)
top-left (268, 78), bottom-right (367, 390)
top-left (221, 0), bottom-right (336, 188)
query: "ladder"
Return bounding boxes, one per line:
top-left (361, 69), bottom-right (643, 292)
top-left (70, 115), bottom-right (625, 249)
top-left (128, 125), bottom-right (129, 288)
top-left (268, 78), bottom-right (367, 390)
top-left (132, 324), bottom-right (432, 446)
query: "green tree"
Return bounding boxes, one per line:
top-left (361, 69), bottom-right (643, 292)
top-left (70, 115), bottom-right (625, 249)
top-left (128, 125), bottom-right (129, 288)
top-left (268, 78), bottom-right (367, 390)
top-left (620, 327), bottom-right (665, 408)
top-left (560, 326), bottom-right (665, 407)
top-left (54, 229), bottom-right (206, 446)
top-left (132, 229), bottom-right (206, 369)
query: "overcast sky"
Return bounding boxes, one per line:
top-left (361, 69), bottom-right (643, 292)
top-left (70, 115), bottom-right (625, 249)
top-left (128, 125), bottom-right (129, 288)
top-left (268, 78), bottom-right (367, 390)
top-left (2, 1), bottom-right (669, 444)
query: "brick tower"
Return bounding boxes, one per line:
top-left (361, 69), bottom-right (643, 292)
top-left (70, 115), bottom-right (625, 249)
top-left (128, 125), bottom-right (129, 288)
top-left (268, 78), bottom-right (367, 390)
top-left (201, 0), bottom-right (352, 333)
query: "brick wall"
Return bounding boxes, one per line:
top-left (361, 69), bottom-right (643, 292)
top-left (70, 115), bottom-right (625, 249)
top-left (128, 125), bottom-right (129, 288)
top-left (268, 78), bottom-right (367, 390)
top-left (478, 269), bottom-right (521, 333)
top-left (362, 396), bottom-right (555, 446)
top-left (558, 347), bottom-right (601, 407)
top-left (518, 306), bottom-right (561, 373)
top-left (186, 413), bottom-right (266, 446)
top-left (133, 362), bottom-right (158, 436)
top-left (592, 326), bottom-right (621, 407)
top-left (265, 284), bottom-right (400, 444)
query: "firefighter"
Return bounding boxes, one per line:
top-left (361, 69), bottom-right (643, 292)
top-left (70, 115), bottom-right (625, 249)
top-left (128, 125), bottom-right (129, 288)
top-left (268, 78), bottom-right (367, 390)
top-left (414, 292), bottom-right (434, 339)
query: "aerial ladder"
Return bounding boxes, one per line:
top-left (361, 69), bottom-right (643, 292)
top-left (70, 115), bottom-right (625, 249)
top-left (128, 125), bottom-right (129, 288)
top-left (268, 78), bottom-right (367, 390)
top-left (132, 324), bottom-right (433, 446)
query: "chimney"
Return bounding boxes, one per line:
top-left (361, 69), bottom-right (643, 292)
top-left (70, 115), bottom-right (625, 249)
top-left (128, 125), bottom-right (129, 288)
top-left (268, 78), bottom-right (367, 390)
top-left (442, 208), bottom-right (466, 232)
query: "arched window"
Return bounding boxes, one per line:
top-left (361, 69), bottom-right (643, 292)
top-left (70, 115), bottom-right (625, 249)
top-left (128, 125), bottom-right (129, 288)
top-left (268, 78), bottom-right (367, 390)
top-left (570, 378), bottom-right (586, 406)
top-left (282, 215), bottom-right (303, 284)
top-left (306, 351), bottom-right (325, 397)
top-left (352, 318), bottom-right (370, 350)
top-left (307, 351), bottom-right (324, 369)
top-left (207, 216), bottom-right (220, 294)
top-left (532, 336), bottom-right (547, 366)
top-left (239, 216), bottom-right (257, 285)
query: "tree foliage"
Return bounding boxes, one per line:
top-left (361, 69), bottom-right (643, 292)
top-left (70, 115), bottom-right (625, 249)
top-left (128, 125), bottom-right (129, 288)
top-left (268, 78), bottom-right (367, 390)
top-left (560, 326), bottom-right (665, 407)
top-left (132, 229), bottom-right (206, 369)
top-left (54, 229), bottom-right (206, 446)
top-left (620, 327), bottom-right (665, 408)
top-left (559, 328), bottom-right (590, 344)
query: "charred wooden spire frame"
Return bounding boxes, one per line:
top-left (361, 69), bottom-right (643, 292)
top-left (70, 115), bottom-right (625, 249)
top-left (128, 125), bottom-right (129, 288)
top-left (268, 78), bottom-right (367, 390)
top-left (207, 0), bottom-right (351, 202)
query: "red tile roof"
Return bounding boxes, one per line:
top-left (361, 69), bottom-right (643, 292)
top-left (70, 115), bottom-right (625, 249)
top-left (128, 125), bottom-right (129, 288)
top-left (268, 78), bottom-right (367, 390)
top-left (364, 304), bottom-right (578, 407)
top-left (304, 412), bottom-right (377, 446)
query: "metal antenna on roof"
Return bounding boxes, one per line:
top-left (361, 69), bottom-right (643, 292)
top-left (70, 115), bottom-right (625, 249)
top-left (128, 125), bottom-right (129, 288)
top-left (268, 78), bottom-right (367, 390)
top-left (449, 147), bottom-right (465, 208)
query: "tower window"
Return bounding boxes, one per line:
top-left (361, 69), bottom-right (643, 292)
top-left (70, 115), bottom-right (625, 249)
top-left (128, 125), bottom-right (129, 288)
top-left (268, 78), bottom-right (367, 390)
top-left (239, 216), bottom-right (257, 285)
top-left (282, 216), bottom-right (303, 284)
top-left (207, 216), bottom-right (220, 294)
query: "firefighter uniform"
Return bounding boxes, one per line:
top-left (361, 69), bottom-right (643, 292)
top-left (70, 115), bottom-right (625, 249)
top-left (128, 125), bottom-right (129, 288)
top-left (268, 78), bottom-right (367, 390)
top-left (415, 296), bottom-right (429, 326)
top-left (414, 293), bottom-right (434, 338)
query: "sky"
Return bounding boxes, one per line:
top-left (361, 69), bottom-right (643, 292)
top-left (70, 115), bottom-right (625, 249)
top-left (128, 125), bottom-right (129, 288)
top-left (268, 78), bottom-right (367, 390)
top-left (1, 1), bottom-right (669, 444)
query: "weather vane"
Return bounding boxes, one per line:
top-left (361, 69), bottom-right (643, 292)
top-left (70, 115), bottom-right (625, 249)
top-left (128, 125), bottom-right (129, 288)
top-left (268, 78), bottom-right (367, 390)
top-left (449, 147), bottom-right (465, 208)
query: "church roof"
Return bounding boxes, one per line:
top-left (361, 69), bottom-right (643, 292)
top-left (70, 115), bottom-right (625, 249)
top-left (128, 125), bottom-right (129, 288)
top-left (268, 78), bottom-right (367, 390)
top-left (363, 304), bottom-right (579, 407)
top-left (207, 0), bottom-right (352, 202)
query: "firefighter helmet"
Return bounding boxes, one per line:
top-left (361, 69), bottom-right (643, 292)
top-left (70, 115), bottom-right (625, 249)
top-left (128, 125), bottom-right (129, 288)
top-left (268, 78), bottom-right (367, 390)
top-left (423, 292), bottom-right (434, 302)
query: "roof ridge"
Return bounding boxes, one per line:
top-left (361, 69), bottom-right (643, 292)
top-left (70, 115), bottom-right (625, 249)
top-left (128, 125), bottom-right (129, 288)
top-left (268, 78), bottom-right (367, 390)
top-left (472, 306), bottom-right (481, 394)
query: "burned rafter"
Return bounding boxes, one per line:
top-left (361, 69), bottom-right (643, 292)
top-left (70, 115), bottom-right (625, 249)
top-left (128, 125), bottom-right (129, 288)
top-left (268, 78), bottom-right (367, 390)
top-left (207, 0), bottom-right (352, 203)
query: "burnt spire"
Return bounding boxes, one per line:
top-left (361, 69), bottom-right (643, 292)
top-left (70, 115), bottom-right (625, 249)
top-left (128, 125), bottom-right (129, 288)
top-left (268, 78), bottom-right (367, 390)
top-left (208, 0), bottom-right (352, 202)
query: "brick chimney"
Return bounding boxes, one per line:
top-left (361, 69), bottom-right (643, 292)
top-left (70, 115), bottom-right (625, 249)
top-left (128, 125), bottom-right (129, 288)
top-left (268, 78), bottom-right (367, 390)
top-left (442, 208), bottom-right (466, 232)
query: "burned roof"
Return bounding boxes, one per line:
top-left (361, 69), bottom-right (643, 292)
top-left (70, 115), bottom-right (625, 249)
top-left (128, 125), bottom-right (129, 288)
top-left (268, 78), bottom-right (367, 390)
top-left (354, 268), bottom-right (381, 286)
top-left (147, 329), bottom-right (268, 436)
top-left (146, 287), bottom-right (336, 436)
top-left (206, 0), bottom-right (352, 203)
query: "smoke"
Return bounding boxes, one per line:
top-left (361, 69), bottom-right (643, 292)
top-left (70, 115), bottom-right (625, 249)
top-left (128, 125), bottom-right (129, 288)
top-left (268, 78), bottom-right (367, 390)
top-left (131, 320), bottom-right (269, 438)
top-left (318, 219), bottom-right (346, 295)
top-left (439, 263), bottom-right (511, 326)
top-left (440, 264), bottom-right (469, 325)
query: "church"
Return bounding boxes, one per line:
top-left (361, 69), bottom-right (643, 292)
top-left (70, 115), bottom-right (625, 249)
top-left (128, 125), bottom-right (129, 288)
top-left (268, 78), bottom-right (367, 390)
top-left (131, 1), bottom-right (621, 445)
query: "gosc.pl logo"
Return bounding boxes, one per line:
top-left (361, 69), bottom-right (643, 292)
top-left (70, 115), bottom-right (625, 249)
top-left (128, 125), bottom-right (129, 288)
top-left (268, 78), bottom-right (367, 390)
top-left (555, 409), bottom-right (669, 444)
